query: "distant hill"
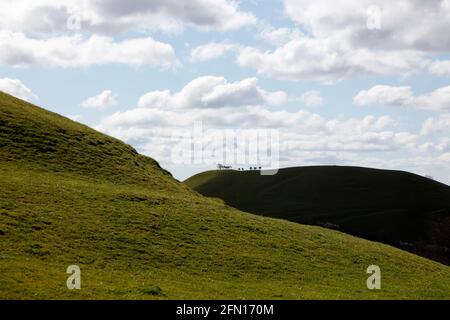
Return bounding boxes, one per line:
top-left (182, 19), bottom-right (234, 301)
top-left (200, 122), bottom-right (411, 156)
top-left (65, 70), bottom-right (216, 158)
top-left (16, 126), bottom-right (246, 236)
top-left (1, 92), bottom-right (449, 299)
top-left (185, 167), bottom-right (450, 264)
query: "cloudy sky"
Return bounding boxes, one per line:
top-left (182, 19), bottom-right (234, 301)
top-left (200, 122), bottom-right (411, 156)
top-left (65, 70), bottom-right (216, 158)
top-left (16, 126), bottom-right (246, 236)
top-left (1, 0), bottom-right (450, 183)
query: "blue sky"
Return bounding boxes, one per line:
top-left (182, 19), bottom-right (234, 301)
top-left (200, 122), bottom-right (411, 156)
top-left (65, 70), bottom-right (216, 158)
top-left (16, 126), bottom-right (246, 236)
top-left (1, 0), bottom-right (450, 183)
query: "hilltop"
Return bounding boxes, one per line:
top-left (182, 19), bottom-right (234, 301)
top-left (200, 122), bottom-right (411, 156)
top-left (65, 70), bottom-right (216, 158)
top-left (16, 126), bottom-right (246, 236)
top-left (185, 167), bottom-right (450, 264)
top-left (1, 92), bottom-right (449, 299)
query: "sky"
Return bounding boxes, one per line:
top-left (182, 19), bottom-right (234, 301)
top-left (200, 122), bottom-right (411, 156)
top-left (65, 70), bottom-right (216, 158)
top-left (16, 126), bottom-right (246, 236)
top-left (0, 0), bottom-right (450, 184)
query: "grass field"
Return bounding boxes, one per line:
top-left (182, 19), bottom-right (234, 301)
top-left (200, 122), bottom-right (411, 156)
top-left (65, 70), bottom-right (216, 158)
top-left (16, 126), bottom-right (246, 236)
top-left (1, 92), bottom-right (449, 299)
top-left (185, 168), bottom-right (450, 264)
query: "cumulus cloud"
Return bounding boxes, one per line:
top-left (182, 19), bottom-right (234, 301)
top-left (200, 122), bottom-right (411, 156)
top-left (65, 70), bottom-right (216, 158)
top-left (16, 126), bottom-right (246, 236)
top-left (298, 90), bottom-right (324, 107)
top-left (138, 76), bottom-right (287, 109)
top-left (81, 90), bottom-right (118, 109)
top-left (190, 42), bottom-right (238, 62)
top-left (421, 114), bottom-right (450, 135)
top-left (215, 1), bottom-right (449, 80)
top-left (0, 0), bottom-right (256, 36)
top-left (354, 85), bottom-right (450, 111)
top-left (93, 75), bottom-right (450, 183)
top-left (95, 77), bottom-right (415, 171)
top-left (354, 86), bottom-right (413, 106)
top-left (236, 36), bottom-right (424, 81)
top-left (88, 0), bottom-right (256, 33)
top-left (259, 25), bottom-right (302, 46)
top-left (283, 0), bottom-right (450, 52)
top-left (428, 60), bottom-right (450, 76)
top-left (96, 103), bottom-right (413, 167)
top-left (0, 31), bottom-right (178, 68)
top-left (418, 137), bottom-right (450, 153)
top-left (0, 78), bottom-right (37, 102)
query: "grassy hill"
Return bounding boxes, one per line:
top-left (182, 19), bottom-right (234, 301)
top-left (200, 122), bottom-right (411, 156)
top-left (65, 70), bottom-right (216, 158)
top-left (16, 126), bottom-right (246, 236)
top-left (185, 167), bottom-right (450, 264)
top-left (0, 91), bottom-right (449, 299)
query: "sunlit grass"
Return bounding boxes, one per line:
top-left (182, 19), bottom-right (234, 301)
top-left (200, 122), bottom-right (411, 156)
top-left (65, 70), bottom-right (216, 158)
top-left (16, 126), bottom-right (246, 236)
top-left (1, 92), bottom-right (449, 299)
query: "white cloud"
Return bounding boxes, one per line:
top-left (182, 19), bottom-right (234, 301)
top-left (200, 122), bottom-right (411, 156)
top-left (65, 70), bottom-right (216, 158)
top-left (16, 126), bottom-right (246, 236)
top-left (237, 37), bottom-right (424, 81)
top-left (421, 114), bottom-right (450, 135)
top-left (227, 1), bottom-right (450, 80)
top-left (283, 0), bottom-right (450, 52)
top-left (81, 90), bottom-right (118, 109)
top-left (0, 1), bottom-right (255, 68)
top-left (94, 76), bottom-right (450, 183)
top-left (354, 85), bottom-right (450, 112)
top-left (418, 137), bottom-right (450, 153)
top-left (354, 86), bottom-right (413, 106)
top-left (96, 77), bottom-right (411, 168)
top-left (138, 76), bottom-right (287, 109)
top-left (87, 0), bottom-right (256, 33)
top-left (190, 42), bottom-right (238, 62)
top-left (0, 78), bottom-right (37, 102)
top-left (0, 0), bottom-right (256, 35)
top-left (96, 104), bottom-right (412, 167)
top-left (428, 60), bottom-right (450, 76)
top-left (259, 25), bottom-right (302, 46)
top-left (298, 90), bottom-right (324, 107)
top-left (0, 31), bottom-right (178, 68)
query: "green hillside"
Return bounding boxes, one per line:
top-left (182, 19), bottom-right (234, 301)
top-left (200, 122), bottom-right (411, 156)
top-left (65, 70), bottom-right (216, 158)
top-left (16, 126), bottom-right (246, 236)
top-left (1, 92), bottom-right (449, 299)
top-left (185, 168), bottom-right (450, 264)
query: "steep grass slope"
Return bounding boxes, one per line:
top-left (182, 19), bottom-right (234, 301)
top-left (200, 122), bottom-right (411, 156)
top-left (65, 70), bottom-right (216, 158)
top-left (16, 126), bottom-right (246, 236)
top-left (1, 92), bottom-right (449, 299)
top-left (185, 168), bottom-right (450, 264)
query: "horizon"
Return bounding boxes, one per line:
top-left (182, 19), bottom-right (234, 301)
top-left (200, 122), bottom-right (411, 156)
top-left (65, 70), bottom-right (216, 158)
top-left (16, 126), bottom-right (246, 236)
top-left (1, 0), bottom-right (450, 184)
